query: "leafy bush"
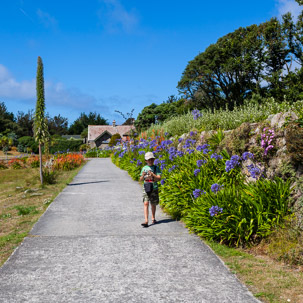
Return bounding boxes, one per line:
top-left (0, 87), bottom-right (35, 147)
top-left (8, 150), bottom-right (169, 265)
top-left (49, 139), bottom-right (83, 153)
top-left (43, 168), bottom-right (57, 184)
top-left (79, 144), bottom-right (89, 152)
top-left (143, 99), bottom-right (303, 138)
top-left (112, 135), bottom-right (292, 246)
top-left (85, 148), bottom-right (112, 158)
top-left (18, 136), bottom-right (38, 154)
top-left (109, 133), bottom-right (122, 147)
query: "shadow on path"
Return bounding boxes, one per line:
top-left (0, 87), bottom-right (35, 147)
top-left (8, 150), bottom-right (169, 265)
top-left (67, 180), bottom-right (109, 186)
top-left (150, 218), bottom-right (176, 226)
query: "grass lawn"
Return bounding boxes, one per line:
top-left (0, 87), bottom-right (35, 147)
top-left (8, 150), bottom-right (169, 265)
top-left (206, 240), bottom-right (303, 303)
top-left (0, 164), bottom-right (85, 266)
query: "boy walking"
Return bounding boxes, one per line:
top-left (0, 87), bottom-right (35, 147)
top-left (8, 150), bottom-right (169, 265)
top-left (139, 152), bottom-right (161, 227)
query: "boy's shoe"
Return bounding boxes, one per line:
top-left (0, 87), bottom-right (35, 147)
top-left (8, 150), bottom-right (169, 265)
top-left (141, 222), bottom-right (149, 228)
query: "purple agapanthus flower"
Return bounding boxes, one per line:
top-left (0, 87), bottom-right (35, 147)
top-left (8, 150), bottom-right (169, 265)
top-left (247, 164), bottom-right (261, 179)
top-left (193, 189), bottom-right (206, 198)
top-left (211, 183), bottom-right (223, 193)
top-left (136, 160), bottom-right (142, 166)
top-left (154, 159), bottom-right (160, 165)
top-left (194, 169), bottom-right (200, 176)
top-left (209, 205), bottom-right (223, 217)
top-left (210, 153), bottom-right (223, 161)
top-left (160, 179), bottom-right (166, 185)
top-left (242, 152), bottom-right (254, 161)
top-left (225, 154), bottom-right (241, 172)
top-left (196, 159), bottom-right (207, 167)
top-left (168, 165), bottom-right (177, 172)
top-left (192, 109), bottom-right (202, 120)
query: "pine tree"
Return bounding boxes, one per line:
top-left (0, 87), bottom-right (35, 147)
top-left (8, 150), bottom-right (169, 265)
top-left (34, 56), bottom-right (49, 184)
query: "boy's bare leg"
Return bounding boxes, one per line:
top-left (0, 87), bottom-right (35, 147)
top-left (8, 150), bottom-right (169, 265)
top-left (144, 201), bottom-right (149, 223)
top-left (151, 204), bottom-right (156, 221)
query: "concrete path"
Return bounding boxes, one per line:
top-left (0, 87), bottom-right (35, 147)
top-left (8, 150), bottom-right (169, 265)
top-left (0, 159), bottom-right (260, 303)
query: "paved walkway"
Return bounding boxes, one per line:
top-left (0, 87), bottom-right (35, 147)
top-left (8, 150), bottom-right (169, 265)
top-left (0, 159), bottom-right (260, 303)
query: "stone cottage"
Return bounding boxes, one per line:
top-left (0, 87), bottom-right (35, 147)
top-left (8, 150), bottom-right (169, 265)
top-left (87, 120), bottom-right (135, 149)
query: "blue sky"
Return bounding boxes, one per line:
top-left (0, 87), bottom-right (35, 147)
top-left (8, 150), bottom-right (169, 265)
top-left (0, 0), bottom-right (301, 126)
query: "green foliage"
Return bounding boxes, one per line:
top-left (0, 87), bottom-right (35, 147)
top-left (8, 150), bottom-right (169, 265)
top-left (144, 98), bottom-right (303, 138)
top-left (68, 112), bottom-right (108, 135)
top-left (17, 136), bottom-right (38, 153)
top-left (14, 205), bottom-right (38, 216)
top-left (34, 56), bottom-right (49, 144)
top-left (134, 96), bottom-right (185, 131)
top-left (49, 139), bottom-right (83, 153)
top-left (109, 133), bottom-right (121, 147)
top-left (85, 148), bottom-right (112, 158)
top-left (177, 16), bottom-right (303, 109)
top-left (208, 129), bottom-right (225, 151)
top-left (42, 169), bottom-right (57, 184)
top-left (112, 137), bottom-right (292, 246)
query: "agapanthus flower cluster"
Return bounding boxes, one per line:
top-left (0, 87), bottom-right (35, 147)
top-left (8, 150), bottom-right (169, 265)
top-left (190, 131), bottom-right (197, 136)
top-left (242, 152), bottom-right (254, 160)
top-left (138, 150), bottom-right (145, 155)
top-left (247, 164), bottom-right (261, 179)
top-left (136, 160), bottom-right (142, 166)
top-left (196, 144), bottom-right (211, 154)
top-left (194, 169), bottom-right (201, 176)
top-left (196, 159), bottom-right (207, 167)
top-left (168, 165), bottom-right (177, 172)
top-left (193, 189), bottom-right (206, 198)
top-left (210, 153), bottom-right (223, 161)
top-left (261, 128), bottom-right (275, 156)
top-left (192, 109), bottom-right (202, 120)
top-left (160, 179), bottom-right (166, 185)
top-left (225, 155), bottom-right (241, 172)
top-left (211, 183), bottom-right (223, 193)
top-left (209, 205), bottom-right (223, 217)
top-left (183, 139), bottom-right (196, 149)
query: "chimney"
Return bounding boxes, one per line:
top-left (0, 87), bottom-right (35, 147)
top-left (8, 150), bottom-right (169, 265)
top-left (112, 120), bottom-right (116, 127)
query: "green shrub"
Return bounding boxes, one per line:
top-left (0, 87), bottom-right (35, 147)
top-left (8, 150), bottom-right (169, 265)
top-left (42, 169), bottom-right (57, 184)
top-left (143, 99), bottom-right (303, 137)
top-left (49, 139), bottom-right (83, 153)
top-left (85, 148), bottom-right (112, 158)
top-left (109, 133), bottom-right (122, 147)
top-left (112, 135), bottom-right (292, 247)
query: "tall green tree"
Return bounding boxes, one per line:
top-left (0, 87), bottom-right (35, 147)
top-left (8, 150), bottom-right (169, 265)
top-left (68, 112), bottom-right (108, 134)
top-left (34, 56), bottom-right (49, 185)
top-left (0, 101), bottom-right (18, 133)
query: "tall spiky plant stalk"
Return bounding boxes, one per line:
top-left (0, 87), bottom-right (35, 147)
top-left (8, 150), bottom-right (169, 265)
top-left (34, 56), bottom-right (49, 185)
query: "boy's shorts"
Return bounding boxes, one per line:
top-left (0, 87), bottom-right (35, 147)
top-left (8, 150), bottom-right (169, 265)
top-left (142, 189), bottom-right (159, 205)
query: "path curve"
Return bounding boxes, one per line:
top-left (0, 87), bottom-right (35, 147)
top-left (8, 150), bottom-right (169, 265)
top-left (0, 159), bottom-right (260, 303)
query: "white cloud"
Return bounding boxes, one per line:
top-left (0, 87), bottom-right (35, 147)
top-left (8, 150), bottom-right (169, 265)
top-left (276, 0), bottom-right (302, 19)
top-left (0, 64), bottom-right (109, 114)
top-left (98, 0), bottom-right (139, 33)
top-left (0, 64), bottom-right (35, 99)
top-left (37, 9), bottom-right (58, 29)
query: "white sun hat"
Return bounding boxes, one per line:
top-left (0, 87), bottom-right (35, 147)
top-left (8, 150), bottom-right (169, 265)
top-left (145, 152), bottom-right (155, 160)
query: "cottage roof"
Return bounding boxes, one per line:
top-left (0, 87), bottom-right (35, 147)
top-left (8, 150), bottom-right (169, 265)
top-left (88, 125), bottom-right (135, 141)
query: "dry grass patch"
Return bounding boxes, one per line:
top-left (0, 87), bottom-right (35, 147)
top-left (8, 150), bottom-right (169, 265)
top-left (0, 164), bottom-right (85, 266)
top-left (206, 240), bottom-right (303, 303)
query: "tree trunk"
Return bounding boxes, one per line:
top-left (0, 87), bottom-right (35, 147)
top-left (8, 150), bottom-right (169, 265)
top-left (39, 143), bottom-right (43, 185)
